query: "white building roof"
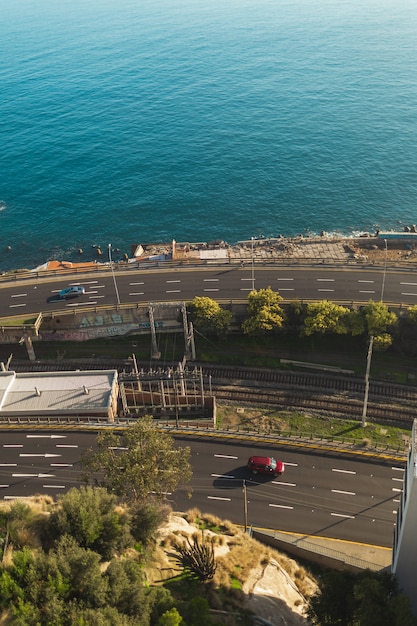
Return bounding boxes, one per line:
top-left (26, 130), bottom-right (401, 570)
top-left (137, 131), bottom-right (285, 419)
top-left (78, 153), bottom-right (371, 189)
top-left (0, 370), bottom-right (118, 416)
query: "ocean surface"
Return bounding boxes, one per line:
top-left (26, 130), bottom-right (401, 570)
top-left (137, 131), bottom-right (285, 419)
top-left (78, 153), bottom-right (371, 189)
top-left (1, 0), bottom-right (417, 271)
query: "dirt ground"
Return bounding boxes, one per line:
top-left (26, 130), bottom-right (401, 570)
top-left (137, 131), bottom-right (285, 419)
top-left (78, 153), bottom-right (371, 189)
top-left (152, 514), bottom-right (318, 626)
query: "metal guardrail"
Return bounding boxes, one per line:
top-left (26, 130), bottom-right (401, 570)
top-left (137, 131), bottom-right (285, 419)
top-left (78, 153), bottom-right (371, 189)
top-left (0, 418), bottom-right (407, 459)
top-left (0, 297), bottom-right (409, 326)
top-left (1, 255), bottom-right (417, 285)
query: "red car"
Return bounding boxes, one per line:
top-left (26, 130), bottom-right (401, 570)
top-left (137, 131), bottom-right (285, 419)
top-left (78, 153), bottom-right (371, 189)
top-left (247, 456), bottom-right (285, 476)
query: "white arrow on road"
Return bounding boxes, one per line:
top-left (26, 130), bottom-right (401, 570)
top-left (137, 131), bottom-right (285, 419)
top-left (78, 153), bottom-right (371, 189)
top-left (19, 453), bottom-right (61, 458)
top-left (26, 435), bottom-right (67, 439)
top-left (12, 473), bottom-right (55, 478)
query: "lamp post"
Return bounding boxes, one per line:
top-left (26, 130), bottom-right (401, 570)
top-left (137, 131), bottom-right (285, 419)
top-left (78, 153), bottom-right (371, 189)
top-left (361, 239), bottom-right (388, 428)
top-left (251, 237), bottom-right (255, 291)
top-left (380, 238), bottom-right (388, 303)
top-left (108, 244), bottom-right (120, 305)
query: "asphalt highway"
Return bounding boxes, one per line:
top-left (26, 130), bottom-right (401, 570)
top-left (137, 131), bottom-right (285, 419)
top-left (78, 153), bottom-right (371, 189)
top-left (0, 265), bottom-right (416, 317)
top-left (0, 429), bottom-right (403, 548)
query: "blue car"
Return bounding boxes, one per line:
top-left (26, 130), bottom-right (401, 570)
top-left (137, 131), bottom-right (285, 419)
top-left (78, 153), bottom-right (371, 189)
top-left (58, 286), bottom-right (85, 299)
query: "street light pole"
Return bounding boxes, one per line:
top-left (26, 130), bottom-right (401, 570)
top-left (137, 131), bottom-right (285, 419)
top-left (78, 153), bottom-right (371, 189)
top-left (361, 238), bottom-right (388, 428)
top-left (251, 237), bottom-right (255, 291)
top-left (108, 244), bottom-right (121, 305)
top-left (380, 238), bottom-right (388, 303)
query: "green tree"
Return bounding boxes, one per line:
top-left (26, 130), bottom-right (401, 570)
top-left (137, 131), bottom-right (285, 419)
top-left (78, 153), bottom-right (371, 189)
top-left (187, 296), bottom-right (232, 337)
top-left (158, 607), bottom-right (183, 626)
top-left (362, 300), bottom-right (397, 336)
top-left (407, 304), bottom-right (417, 324)
top-left (242, 287), bottom-right (285, 334)
top-left (105, 559), bottom-right (148, 619)
top-left (44, 486), bottom-right (133, 559)
top-left (307, 569), bottom-right (417, 626)
top-left (346, 309), bottom-right (366, 336)
top-left (81, 417), bottom-right (192, 503)
top-left (373, 332), bottom-right (393, 351)
top-left (303, 301), bottom-right (350, 336)
top-left (130, 501), bottom-right (170, 547)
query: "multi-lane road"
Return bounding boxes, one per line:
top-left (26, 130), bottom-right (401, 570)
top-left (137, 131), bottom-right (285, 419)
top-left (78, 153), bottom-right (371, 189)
top-left (0, 263), bottom-right (409, 545)
top-left (2, 264), bottom-right (417, 317)
top-left (0, 430), bottom-right (403, 548)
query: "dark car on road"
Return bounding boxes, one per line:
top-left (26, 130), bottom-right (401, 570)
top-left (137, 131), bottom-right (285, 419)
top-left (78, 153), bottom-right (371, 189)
top-left (247, 456), bottom-right (285, 476)
top-left (58, 286), bottom-right (85, 299)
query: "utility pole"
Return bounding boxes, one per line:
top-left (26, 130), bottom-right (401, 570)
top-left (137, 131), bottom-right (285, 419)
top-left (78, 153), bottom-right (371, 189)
top-left (251, 237), bottom-right (255, 291)
top-left (362, 334), bottom-right (374, 428)
top-left (243, 480), bottom-right (248, 532)
top-left (108, 244), bottom-right (121, 305)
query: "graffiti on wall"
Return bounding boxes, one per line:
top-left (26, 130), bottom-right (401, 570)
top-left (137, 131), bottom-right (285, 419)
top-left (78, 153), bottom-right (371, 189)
top-left (41, 320), bottom-right (164, 342)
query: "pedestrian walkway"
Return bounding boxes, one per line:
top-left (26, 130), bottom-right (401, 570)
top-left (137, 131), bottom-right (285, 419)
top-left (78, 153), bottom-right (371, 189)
top-left (253, 528), bottom-right (392, 573)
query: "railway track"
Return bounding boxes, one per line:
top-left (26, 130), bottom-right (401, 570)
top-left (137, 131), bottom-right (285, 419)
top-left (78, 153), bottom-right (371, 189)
top-left (213, 385), bottom-right (416, 428)
top-left (11, 359), bottom-right (417, 426)
top-left (199, 364), bottom-right (417, 403)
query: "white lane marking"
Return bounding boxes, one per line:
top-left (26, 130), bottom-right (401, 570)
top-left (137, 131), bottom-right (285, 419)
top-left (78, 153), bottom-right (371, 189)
top-left (272, 481), bottom-right (296, 487)
top-left (393, 510), bottom-right (398, 514)
top-left (401, 292), bottom-right (417, 297)
top-left (393, 498), bottom-right (401, 503)
top-left (203, 278), bottom-right (219, 282)
top-left (0, 485), bottom-right (9, 488)
top-left (11, 293), bottom-right (27, 297)
top-left (240, 288), bottom-right (253, 291)
top-left (211, 474), bottom-right (235, 479)
top-left (358, 280), bottom-right (374, 283)
top-left (130, 282), bottom-right (145, 285)
top-left (241, 278), bottom-right (253, 281)
top-left (317, 278), bottom-right (335, 282)
top-left (56, 445), bottom-right (78, 448)
top-left (331, 513), bottom-right (355, 519)
top-left (166, 290), bottom-right (181, 293)
top-left (277, 278), bottom-right (294, 281)
top-left (204, 289), bottom-right (219, 292)
top-left (400, 282), bottom-right (417, 286)
top-left (0, 463), bottom-right (17, 467)
top-left (214, 454), bottom-right (238, 459)
top-left (71, 281), bottom-right (98, 285)
top-left (166, 280), bottom-right (181, 283)
top-left (3, 445), bottom-right (23, 448)
top-left (9, 304), bottom-right (26, 308)
top-left (66, 302), bottom-right (97, 307)
top-left (284, 462), bottom-right (298, 467)
top-left (332, 468), bottom-right (356, 475)
top-left (392, 478), bottom-right (403, 482)
top-left (269, 504), bottom-right (294, 510)
top-left (43, 485), bottom-right (66, 489)
top-left (50, 464), bottom-right (73, 467)
top-left (20, 453), bottom-right (61, 458)
top-left (277, 288), bottom-right (295, 291)
top-left (129, 292), bottom-right (144, 296)
top-left (4, 496), bottom-right (33, 500)
top-left (392, 466), bottom-right (405, 472)
top-left (332, 489), bottom-right (356, 496)
top-left (359, 290), bottom-right (376, 294)
top-left (108, 446), bottom-right (128, 451)
top-left (317, 289), bottom-right (334, 292)
top-left (26, 434), bottom-right (66, 439)
top-left (91, 295), bottom-right (105, 298)
top-left (392, 488), bottom-right (402, 492)
top-left (207, 496), bottom-right (231, 501)
top-left (13, 473), bottom-right (55, 478)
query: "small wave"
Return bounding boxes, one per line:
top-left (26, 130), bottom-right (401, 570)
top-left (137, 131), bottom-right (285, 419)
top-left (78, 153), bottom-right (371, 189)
top-left (0, 201), bottom-right (6, 211)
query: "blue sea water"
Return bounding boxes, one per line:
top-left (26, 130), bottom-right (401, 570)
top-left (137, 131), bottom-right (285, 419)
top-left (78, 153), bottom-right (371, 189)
top-left (1, 0), bottom-right (417, 270)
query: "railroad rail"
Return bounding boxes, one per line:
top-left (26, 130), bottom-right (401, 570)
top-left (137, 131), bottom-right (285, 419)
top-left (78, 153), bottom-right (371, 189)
top-left (8, 359), bottom-right (417, 427)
